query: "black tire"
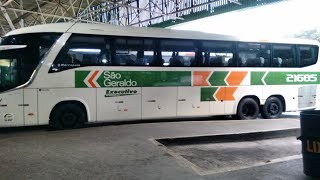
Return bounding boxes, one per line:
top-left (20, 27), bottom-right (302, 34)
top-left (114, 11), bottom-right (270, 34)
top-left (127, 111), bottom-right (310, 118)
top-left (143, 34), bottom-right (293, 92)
top-left (49, 103), bottom-right (86, 130)
top-left (261, 97), bottom-right (283, 119)
top-left (237, 98), bottom-right (259, 120)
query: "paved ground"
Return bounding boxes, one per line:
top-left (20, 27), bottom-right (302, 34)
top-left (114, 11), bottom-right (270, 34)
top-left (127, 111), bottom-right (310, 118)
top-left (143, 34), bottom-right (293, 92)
top-left (0, 114), bottom-right (309, 180)
top-left (158, 130), bottom-right (300, 175)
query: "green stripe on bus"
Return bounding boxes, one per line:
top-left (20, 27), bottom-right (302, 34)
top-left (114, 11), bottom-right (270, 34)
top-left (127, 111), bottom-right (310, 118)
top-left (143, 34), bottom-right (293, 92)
top-left (251, 72), bottom-right (265, 85)
top-left (77, 70), bottom-right (192, 88)
top-left (75, 71), bottom-right (90, 88)
top-left (208, 71), bottom-right (228, 86)
top-left (251, 71), bottom-right (320, 85)
top-left (201, 87), bottom-right (218, 101)
top-left (76, 70), bottom-right (320, 88)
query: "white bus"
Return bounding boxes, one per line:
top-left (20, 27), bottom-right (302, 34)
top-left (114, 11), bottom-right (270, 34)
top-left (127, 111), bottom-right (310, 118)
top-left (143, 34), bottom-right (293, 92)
top-left (0, 22), bottom-right (319, 129)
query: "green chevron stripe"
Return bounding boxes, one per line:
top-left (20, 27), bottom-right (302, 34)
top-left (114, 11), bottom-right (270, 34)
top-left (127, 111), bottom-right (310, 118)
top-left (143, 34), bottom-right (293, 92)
top-left (208, 71), bottom-right (228, 86)
top-left (75, 71), bottom-right (90, 88)
top-left (251, 71), bottom-right (265, 85)
top-left (201, 87), bottom-right (218, 101)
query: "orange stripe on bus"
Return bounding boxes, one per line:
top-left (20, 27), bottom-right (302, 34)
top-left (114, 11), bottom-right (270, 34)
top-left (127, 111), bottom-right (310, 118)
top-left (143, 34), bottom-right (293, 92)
top-left (215, 87), bottom-right (225, 101)
top-left (193, 71), bottom-right (211, 86)
top-left (88, 70), bottom-right (99, 88)
top-left (225, 87), bottom-right (237, 101)
top-left (226, 71), bottom-right (248, 86)
top-left (215, 87), bottom-right (238, 101)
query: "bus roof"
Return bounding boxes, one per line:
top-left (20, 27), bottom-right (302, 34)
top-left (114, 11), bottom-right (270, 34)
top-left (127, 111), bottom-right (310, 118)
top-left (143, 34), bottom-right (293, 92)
top-left (4, 22), bottom-right (320, 46)
top-left (5, 22), bottom-right (74, 36)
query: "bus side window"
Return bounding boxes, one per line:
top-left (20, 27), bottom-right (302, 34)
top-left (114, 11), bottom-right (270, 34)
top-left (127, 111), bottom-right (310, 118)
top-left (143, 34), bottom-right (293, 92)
top-left (238, 42), bottom-right (270, 67)
top-left (49, 34), bottom-right (106, 72)
top-left (202, 41), bottom-right (235, 67)
top-left (159, 39), bottom-right (195, 67)
top-left (113, 37), bottom-right (155, 66)
top-left (149, 51), bottom-right (164, 66)
top-left (272, 44), bottom-right (295, 68)
top-left (299, 45), bottom-right (318, 67)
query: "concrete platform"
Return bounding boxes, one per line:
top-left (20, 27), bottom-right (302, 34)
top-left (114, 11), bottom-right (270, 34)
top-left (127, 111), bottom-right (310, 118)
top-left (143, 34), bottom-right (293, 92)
top-left (0, 115), bottom-right (305, 180)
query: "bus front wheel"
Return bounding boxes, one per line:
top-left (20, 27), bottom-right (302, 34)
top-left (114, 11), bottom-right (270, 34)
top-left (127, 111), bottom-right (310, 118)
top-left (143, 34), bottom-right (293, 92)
top-left (237, 98), bottom-right (259, 120)
top-left (50, 103), bottom-right (86, 129)
top-left (261, 97), bottom-right (283, 119)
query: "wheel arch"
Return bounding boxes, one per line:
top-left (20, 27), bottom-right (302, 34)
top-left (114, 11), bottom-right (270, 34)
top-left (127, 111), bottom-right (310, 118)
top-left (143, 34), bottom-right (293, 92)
top-left (238, 95), bottom-right (261, 106)
top-left (49, 100), bottom-right (89, 122)
top-left (265, 95), bottom-right (286, 112)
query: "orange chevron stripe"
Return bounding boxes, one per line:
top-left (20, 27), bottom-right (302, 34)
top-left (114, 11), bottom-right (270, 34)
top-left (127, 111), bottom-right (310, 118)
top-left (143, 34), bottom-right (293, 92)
top-left (225, 87), bottom-right (237, 101)
top-left (215, 87), bottom-right (238, 101)
top-left (215, 87), bottom-right (225, 101)
top-left (226, 71), bottom-right (248, 86)
top-left (193, 71), bottom-right (211, 86)
top-left (88, 70), bottom-right (99, 88)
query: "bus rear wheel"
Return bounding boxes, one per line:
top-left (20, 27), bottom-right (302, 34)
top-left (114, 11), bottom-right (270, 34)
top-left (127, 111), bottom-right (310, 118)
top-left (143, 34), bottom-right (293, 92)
top-left (261, 97), bottom-right (283, 119)
top-left (49, 103), bottom-right (86, 130)
top-left (237, 98), bottom-right (259, 120)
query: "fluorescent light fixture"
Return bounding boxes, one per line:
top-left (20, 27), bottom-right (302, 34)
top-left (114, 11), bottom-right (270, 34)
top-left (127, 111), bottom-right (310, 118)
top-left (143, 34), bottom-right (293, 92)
top-left (102, 59), bottom-right (107, 63)
top-left (70, 48), bottom-right (101, 53)
top-left (0, 45), bottom-right (27, 51)
top-left (0, 60), bottom-right (11, 67)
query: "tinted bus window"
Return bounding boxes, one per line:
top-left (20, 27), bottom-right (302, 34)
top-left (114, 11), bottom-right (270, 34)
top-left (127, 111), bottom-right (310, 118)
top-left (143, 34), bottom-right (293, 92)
top-left (158, 39), bottom-right (195, 67)
top-left (299, 45), bottom-right (318, 67)
top-left (202, 41), bottom-right (235, 67)
top-left (113, 38), bottom-right (154, 66)
top-left (238, 43), bottom-right (270, 67)
top-left (272, 44), bottom-right (295, 67)
top-left (0, 33), bottom-right (61, 90)
top-left (50, 34), bottom-right (108, 72)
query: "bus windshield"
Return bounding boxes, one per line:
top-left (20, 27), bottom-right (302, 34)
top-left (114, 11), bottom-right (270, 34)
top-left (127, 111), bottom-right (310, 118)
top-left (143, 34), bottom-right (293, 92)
top-left (0, 33), bottom-right (61, 92)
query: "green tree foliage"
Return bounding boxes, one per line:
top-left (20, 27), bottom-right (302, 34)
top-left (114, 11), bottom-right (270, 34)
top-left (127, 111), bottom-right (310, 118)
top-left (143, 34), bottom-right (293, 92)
top-left (294, 29), bottom-right (320, 42)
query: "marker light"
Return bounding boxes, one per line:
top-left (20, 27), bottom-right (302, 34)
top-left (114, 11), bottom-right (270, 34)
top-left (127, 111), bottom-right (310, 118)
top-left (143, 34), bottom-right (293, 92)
top-left (70, 48), bottom-right (101, 53)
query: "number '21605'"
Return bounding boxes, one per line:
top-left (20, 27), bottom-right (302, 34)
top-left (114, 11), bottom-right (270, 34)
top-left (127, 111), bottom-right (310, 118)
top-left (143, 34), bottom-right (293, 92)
top-left (286, 74), bottom-right (317, 82)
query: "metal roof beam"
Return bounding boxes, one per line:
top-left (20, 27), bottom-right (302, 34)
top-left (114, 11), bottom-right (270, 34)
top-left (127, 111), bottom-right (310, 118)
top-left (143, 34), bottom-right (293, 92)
top-left (5, 7), bottom-right (74, 20)
top-left (0, 23), bottom-right (7, 34)
top-left (53, 0), bottom-right (74, 18)
top-left (228, 0), bottom-right (241, 5)
top-left (35, 0), bottom-right (45, 24)
top-left (78, 0), bottom-right (96, 17)
top-left (54, 0), bottom-right (80, 22)
top-left (50, 6), bottom-right (59, 23)
top-left (79, 1), bottom-right (183, 21)
top-left (2, 0), bottom-right (15, 7)
top-left (148, 0), bottom-right (284, 28)
top-left (37, 0), bottom-right (83, 11)
top-left (10, 1), bottom-right (47, 24)
top-left (76, 0), bottom-right (83, 17)
top-left (18, 0), bottom-right (23, 27)
top-left (4, 6), bottom-right (104, 24)
top-left (0, 2), bottom-right (15, 30)
top-left (69, 0), bottom-right (76, 17)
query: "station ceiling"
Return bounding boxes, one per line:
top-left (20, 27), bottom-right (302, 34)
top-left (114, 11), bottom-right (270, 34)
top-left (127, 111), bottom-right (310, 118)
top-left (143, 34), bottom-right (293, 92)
top-left (0, 0), bottom-right (283, 36)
